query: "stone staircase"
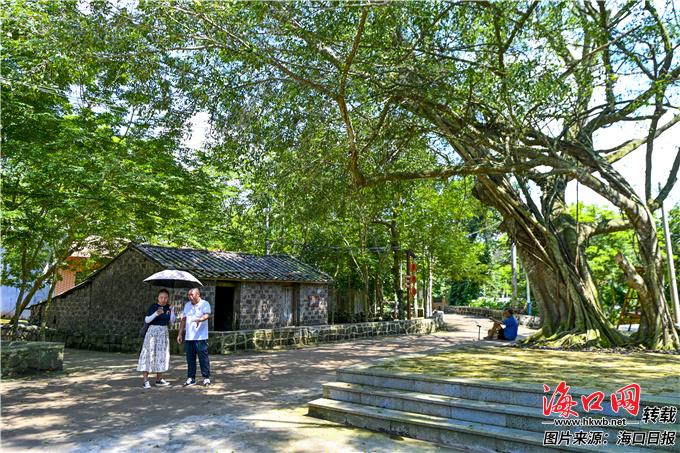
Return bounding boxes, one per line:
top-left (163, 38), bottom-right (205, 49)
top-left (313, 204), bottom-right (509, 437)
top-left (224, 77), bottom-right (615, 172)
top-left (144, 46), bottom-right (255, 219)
top-left (308, 363), bottom-right (679, 453)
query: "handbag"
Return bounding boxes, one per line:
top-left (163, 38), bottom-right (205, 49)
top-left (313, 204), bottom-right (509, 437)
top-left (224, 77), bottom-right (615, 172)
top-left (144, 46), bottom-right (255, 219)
top-left (139, 322), bottom-right (149, 338)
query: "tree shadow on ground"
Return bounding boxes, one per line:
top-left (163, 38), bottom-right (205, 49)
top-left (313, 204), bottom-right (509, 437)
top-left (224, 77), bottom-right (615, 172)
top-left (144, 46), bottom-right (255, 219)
top-left (0, 315), bottom-right (514, 451)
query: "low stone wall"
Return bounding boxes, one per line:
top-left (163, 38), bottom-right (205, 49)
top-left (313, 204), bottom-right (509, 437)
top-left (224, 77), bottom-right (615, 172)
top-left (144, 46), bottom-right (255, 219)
top-left (1, 341), bottom-right (64, 377)
top-left (1, 324), bottom-right (57, 341)
top-left (443, 306), bottom-right (504, 318)
top-left (2, 324), bottom-right (144, 353)
top-left (443, 306), bottom-right (542, 329)
top-left (174, 318), bottom-right (441, 355)
top-left (4, 318), bottom-right (441, 355)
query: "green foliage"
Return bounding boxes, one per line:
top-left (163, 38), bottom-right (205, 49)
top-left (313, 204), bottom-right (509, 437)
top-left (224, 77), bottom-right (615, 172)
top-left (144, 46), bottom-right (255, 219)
top-left (4, 0), bottom-right (677, 348)
top-left (448, 279), bottom-right (481, 306)
top-left (572, 204), bottom-right (636, 319)
top-left (1, 0), bottom-right (228, 323)
top-left (468, 297), bottom-right (512, 311)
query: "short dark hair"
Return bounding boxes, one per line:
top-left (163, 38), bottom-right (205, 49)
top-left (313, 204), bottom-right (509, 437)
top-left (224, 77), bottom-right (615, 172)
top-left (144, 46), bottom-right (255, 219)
top-left (504, 307), bottom-right (514, 315)
top-left (158, 289), bottom-right (170, 297)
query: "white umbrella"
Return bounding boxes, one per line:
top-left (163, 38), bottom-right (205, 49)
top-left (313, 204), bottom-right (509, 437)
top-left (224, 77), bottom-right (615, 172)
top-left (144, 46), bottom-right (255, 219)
top-left (143, 270), bottom-right (203, 288)
top-left (143, 270), bottom-right (203, 327)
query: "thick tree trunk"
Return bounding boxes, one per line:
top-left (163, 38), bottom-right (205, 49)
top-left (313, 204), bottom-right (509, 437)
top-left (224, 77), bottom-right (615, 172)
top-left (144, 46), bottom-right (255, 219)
top-left (617, 206), bottom-right (680, 349)
top-left (9, 309), bottom-right (24, 341)
top-left (522, 241), bottom-right (626, 347)
top-left (11, 277), bottom-right (51, 340)
top-left (387, 220), bottom-right (404, 319)
top-left (427, 251), bottom-right (433, 318)
top-left (39, 274), bottom-right (59, 341)
top-left (374, 254), bottom-right (384, 316)
top-left (477, 174), bottom-right (677, 349)
top-left (475, 177), bottom-right (628, 348)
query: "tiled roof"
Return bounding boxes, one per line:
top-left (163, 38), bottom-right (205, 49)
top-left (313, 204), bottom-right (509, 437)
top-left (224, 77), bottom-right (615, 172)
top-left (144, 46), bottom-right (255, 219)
top-left (132, 243), bottom-right (333, 283)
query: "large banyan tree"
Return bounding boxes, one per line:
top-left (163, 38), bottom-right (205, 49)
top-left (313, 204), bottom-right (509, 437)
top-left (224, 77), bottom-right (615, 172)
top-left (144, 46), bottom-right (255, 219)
top-left (77, 1), bottom-right (679, 348)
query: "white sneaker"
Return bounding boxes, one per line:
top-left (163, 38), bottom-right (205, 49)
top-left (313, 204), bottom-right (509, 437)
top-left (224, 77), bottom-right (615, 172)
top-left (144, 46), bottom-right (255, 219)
top-left (203, 378), bottom-right (211, 386)
top-left (183, 378), bottom-right (196, 387)
top-left (155, 379), bottom-right (170, 386)
top-left (143, 380), bottom-right (151, 389)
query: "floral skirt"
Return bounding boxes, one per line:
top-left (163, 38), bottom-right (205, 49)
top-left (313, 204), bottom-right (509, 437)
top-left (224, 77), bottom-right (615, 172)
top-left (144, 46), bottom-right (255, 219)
top-left (137, 325), bottom-right (170, 373)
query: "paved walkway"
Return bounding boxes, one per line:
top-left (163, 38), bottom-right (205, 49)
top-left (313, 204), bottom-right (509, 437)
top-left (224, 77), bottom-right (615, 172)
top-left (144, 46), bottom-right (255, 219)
top-left (1, 314), bottom-right (536, 452)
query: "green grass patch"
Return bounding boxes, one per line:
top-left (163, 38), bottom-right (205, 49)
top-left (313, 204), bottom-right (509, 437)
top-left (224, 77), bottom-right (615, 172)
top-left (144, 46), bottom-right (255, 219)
top-left (0, 319), bottom-right (27, 325)
top-left (373, 345), bottom-right (680, 396)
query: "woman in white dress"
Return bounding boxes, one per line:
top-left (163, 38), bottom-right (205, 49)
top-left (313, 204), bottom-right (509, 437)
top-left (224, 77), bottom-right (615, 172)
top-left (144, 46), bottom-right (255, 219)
top-left (137, 289), bottom-right (176, 389)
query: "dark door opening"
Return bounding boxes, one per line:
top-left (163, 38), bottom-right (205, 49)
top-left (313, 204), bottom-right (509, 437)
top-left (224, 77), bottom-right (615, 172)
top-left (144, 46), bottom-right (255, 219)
top-left (215, 286), bottom-right (235, 331)
top-left (293, 284), bottom-right (300, 326)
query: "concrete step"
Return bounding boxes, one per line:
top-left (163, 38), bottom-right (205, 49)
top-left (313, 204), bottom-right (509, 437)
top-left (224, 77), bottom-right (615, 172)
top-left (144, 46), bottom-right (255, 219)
top-left (322, 381), bottom-right (675, 446)
top-left (308, 398), bottom-right (663, 453)
top-left (336, 366), bottom-right (680, 420)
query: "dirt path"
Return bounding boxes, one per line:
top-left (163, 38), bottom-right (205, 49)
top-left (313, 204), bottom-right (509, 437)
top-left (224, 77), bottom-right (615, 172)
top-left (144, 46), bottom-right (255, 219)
top-left (1, 314), bottom-right (535, 452)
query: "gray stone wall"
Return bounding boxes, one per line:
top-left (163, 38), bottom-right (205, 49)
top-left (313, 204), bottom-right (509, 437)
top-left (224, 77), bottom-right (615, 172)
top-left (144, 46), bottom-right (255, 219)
top-left (8, 318), bottom-right (441, 355)
top-left (0, 324), bottom-right (54, 341)
top-left (239, 282), bottom-right (286, 329)
top-left (199, 318), bottom-right (440, 355)
top-left (28, 307), bottom-right (41, 325)
top-left (29, 248), bottom-right (166, 335)
top-left (89, 248), bottom-right (166, 334)
top-left (299, 284), bottom-right (328, 325)
top-left (45, 283), bottom-right (91, 333)
top-left (239, 282), bottom-right (329, 329)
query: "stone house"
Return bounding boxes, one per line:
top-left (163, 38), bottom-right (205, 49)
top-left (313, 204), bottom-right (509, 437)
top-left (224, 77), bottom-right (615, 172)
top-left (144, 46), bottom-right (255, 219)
top-left (30, 243), bottom-right (332, 336)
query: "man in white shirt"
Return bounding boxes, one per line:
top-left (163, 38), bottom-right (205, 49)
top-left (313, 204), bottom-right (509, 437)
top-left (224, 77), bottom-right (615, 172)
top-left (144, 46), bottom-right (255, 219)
top-left (177, 287), bottom-right (211, 386)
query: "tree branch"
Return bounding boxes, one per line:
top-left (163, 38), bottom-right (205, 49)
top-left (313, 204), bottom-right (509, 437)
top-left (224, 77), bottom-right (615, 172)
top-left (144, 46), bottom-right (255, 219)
top-left (587, 218), bottom-right (632, 238)
top-left (616, 252), bottom-right (648, 299)
top-left (517, 178), bottom-right (545, 224)
top-left (340, 7), bottom-right (368, 96)
top-left (650, 146), bottom-right (680, 211)
top-left (598, 2), bottom-right (616, 112)
top-left (644, 0), bottom-right (674, 77)
top-left (269, 5), bottom-right (343, 70)
top-left (613, 40), bottom-right (654, 79)
top-left (557, 25), bottom-right (639, 84)
top-left (502, 1), bottom-right (539, 54)
top-left (602, 113), bottom-right (680, 163)
top-left (363, 157), bottom-right (567, 186)
top-left (585, 65), bottom-right (680, 133)
top-left (645, 94), bottom-right (664, 202)
top-left (170, 4), bottom-right (335, 97)
top-left (340, 8), bottom-right (369, 186)
top-left (360, 98), bottom-right (394, 153)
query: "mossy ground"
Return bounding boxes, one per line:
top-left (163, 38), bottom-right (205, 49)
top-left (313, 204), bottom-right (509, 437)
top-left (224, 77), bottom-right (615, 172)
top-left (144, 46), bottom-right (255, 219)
top-left (373, 345), bottom-right (680, 396)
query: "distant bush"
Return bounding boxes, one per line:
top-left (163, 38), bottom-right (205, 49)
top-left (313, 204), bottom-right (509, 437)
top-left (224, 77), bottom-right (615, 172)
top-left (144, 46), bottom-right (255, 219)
top-left (448, 279), bottom-right (481, 306)
top-left (469, 297), bottom-right (539, 316)
top-left (469, 297), bottom-right (509, 310)
top-left (331, 310), bottom-right (384, 324)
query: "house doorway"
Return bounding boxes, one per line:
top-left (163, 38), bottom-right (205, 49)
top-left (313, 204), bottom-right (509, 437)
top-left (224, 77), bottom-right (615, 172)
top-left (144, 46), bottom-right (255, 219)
top-left (214, 285), bottom-right (236, 331)
top-left (281, 284), bottom-right (301, 327)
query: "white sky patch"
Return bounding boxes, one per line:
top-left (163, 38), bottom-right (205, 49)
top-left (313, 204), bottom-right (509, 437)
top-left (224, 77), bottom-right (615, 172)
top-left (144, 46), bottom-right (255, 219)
top-left (184, 111), bottom-right (211, 150)
top-left (566, 115), bottom-right (680, 209)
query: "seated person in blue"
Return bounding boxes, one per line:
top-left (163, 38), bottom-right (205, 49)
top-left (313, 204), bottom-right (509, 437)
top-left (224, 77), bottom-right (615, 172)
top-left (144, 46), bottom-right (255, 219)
top-left (485, 308), bottom-right (518, 341)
